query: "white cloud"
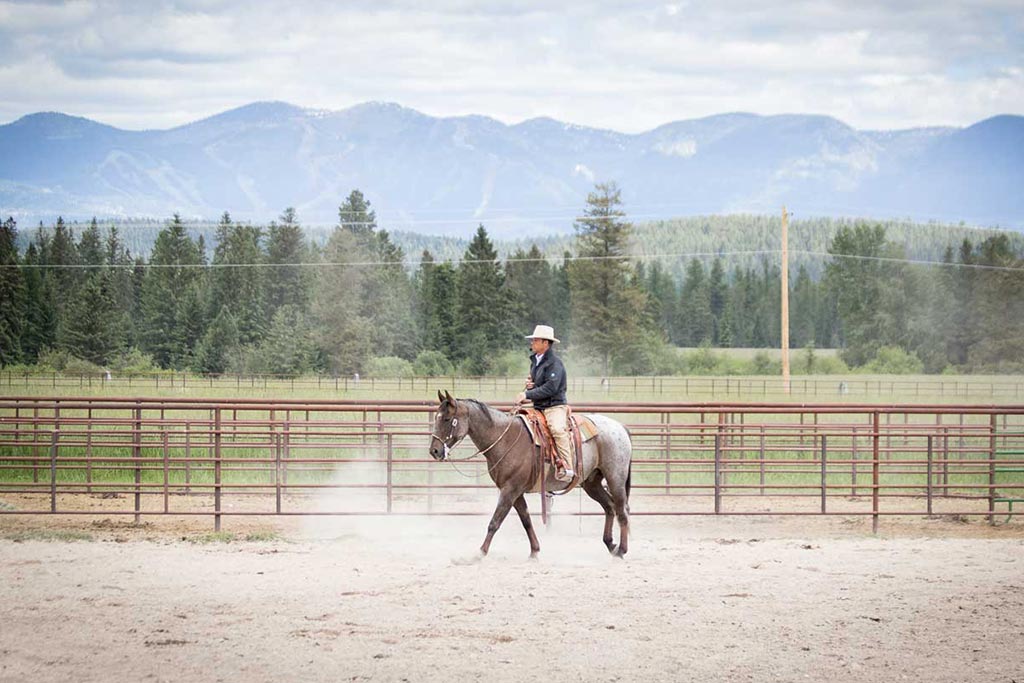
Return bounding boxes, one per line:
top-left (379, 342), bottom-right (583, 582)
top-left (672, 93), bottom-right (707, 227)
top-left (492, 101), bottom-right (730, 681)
top-left (0, 0), bottom-right (1020, 131)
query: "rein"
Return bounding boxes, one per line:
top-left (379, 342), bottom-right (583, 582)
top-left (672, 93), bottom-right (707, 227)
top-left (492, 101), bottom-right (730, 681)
top-left (432, 406), bottom-right (525, 476)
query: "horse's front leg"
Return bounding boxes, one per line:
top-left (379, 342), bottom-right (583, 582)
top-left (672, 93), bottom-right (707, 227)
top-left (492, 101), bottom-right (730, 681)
top-left (480, 487), bottom-right (517, 555)
top-left (512, 494), bottom-right (540, 558)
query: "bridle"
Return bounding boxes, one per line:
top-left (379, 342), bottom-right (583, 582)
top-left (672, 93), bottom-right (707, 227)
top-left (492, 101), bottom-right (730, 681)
top-left (430, 405), bottom-right (524, 473)
top-left (430, 415), bottom-right (465, 461)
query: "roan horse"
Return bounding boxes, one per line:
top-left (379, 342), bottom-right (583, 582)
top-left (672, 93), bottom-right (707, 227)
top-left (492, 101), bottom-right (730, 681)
top-left (428, 390), bottom-right (632, 558)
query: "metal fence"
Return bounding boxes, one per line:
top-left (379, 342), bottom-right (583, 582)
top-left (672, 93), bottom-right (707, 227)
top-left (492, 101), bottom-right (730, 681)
top-left (3, 372), bottom-right (1024, 401)
top-left (1, 396), bottom-right (1022, 532)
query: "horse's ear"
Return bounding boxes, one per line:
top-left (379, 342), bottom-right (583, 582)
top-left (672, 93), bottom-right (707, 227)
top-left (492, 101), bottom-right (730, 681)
top-left (437, 389), bottom-right (445, 403)
top-left (444, 390), bottom-right (454, 402)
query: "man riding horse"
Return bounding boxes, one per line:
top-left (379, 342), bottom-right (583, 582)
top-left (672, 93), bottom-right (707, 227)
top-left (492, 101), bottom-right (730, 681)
top-left (515, 324), bottom-right (574, 483)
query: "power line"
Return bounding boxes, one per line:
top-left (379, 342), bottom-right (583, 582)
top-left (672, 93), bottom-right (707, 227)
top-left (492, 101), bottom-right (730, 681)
top-left (16, 206), bottom-right (1023, 235)
top-left (7, 248), bottom-right (1022, 272)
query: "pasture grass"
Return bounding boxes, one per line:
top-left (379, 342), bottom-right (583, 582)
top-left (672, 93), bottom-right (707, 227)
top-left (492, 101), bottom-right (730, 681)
top-left (1, 529), bottom-right (94, 542)
top-left (185, 530), bottom-right (282, 544)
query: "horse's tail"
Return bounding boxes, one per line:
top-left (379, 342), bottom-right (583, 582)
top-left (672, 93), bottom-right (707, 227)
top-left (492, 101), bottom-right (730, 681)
top-left (625, 426), bottom-right (633, 501)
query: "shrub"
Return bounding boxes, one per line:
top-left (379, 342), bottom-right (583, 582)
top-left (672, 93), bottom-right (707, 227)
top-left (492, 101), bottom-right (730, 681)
top-left (412, 350), bottom-right (454, 377)
top-left (808, 355), bottom-right (850, 374)
top-left (486, 350), bottom-right (530, 377)
top-left (858, 346), bottom-right (924, 374)
top-left (365, 355), bottom-right (414, 378)
top-left (36, 348), bottom-right (106, 375)
top-left (109, 347), bottom-right (163, 376)
top-left (749, 352), bottom-right (780, 375)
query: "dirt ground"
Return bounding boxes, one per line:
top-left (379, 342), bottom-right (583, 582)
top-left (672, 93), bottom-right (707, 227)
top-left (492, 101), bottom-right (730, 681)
top-left (2, 495), bottom-right (1024, 683)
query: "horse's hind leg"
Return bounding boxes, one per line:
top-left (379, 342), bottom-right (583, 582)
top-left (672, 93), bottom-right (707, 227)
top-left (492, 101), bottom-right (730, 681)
top-left (606, 476), bottom-right (630, 558)
top-left (582, 471), bottom-right (617, 553)
top-left (512, 494), bottom-right (541, 558)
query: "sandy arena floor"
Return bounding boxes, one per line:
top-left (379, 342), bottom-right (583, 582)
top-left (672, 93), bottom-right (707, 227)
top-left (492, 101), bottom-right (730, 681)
top-left (1, 497), bottom-right (1023, 683)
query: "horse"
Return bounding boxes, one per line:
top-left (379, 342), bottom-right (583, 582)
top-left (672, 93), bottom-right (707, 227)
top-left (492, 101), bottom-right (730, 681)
top-left (428, 390), bottom-right (632, 558)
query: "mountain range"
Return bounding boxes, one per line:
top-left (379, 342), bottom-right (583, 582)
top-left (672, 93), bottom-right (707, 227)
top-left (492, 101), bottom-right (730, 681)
top-left (1, 101), bottom-right (1021, 236)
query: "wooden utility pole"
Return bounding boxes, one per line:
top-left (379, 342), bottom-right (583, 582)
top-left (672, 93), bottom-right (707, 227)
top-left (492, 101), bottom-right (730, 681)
top-left (781, 206), bottom-right (791, 394)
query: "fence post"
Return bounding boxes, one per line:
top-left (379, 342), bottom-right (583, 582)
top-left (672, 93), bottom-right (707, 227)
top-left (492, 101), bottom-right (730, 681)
top-left (988, 414), bottom-right (997, 525)
top-left (714, 415), bottom-right (722, 514)
top-left (49, 430), bottom-right (58, 513)
top-left (86, 414), bottom-right (93, 494)
top-left (275, 433), bottom-right (282, 515)
top-left (184, 422), bottom-right (192, 493)
top-left (214, 407), bottom-right (222, 532)
top-left (134, 404), bottom-right (142, 524)
top-left (759, 426), bottom-right (766, 496)
top-left (943, 426), bottom-right (949, 498)
top-left (386, 434), bottom-right (394, 514)
top-left (851, 426), bottom-right (858, 496)
top-left (872, 412), bottom-right (880, 534)
top-left (820, 435), bottom-right (827, 514)
top-left (926, 435), bottom-right (933, 517)
top-left (662, 412), bottom-right (670, 495)
top-left (163, 431), bottom-right (170, 514)
top-left (32, 406), bottom-right (39, 483)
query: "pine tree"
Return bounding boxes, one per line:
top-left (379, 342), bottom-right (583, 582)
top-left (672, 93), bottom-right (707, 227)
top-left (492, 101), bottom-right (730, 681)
top-left (708, 258), bottom-right (727, 344)
top-left (48, 217), bottom-right (79, 350)
top-left (679, 259), bottom-right (712, 346)
top-left (264, 207), bottom-right (310, 316)
top-left (19, 243), bottom-right (56, 361)
top-left (192, 306), bottom-right (239, 375)
top-left (62, 270), bottom-right (121, 365)
top-left (968, 235), bottom-right (1024, 369)
top-left (338, 189), bottom-right (377, 247)
top-left (261, 305), bottom-right (316, 377)
top-left (790, 265), bottom-right (817, 348)
top-left (78, 218), bottom-right (104, 267)
top-left (455, 225), bottom-right (512, 372)
top-left (505, 244), bottom-right (556, 337)
top-left (0, 217), bottom-right (25, 365)
top-left (209, 212), bottom-right (265, 345)
top-left (551, 253), bottom-right (572, 345)
top-left (825, 223), bottom-right (907, 366)
top-left (568, 182), bottom-right (649, 374)
top-left (424, 258), bottom-right (459, 364)
top-left (138, 215), bottom-right (206, 368)
top-left (312, 225), bottom-right (372, 374)
top-left (104, 226), bottom-right (137, 349)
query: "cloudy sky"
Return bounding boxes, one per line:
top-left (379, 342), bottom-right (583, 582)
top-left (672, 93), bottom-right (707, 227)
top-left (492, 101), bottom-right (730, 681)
top-left (1, 0), bottom-right (1022, 132)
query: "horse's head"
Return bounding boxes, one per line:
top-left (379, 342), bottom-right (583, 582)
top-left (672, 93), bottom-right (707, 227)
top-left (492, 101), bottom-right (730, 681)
top-left (429, 390), bottom-right (468, 461)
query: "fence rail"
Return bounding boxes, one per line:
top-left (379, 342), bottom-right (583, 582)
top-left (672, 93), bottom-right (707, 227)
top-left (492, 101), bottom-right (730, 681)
top-left (1, 397), bottom-right (1022, 532)
top-left (3, 372), bottom-right (1024, 401)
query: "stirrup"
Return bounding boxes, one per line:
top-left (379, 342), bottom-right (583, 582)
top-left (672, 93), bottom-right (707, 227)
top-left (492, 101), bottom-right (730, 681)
top-left (555, 467), bottom-right (575, 483)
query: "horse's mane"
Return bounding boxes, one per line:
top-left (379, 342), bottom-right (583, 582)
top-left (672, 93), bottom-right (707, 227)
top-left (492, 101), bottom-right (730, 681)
top-left (463, 398), bottom-right (498, 427)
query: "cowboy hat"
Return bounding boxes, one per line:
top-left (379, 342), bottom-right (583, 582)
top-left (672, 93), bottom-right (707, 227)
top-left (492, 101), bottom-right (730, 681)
top-left (524, 324), bottom-right (560, 343)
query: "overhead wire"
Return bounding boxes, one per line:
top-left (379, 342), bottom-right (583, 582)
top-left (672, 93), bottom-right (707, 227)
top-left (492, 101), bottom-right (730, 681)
top-left (7, 248), bottom-right (1023, 272)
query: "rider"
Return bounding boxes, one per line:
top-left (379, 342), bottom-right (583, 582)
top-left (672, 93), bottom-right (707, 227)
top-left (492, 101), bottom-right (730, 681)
top-left (515, 325), bottom-right (574, 482)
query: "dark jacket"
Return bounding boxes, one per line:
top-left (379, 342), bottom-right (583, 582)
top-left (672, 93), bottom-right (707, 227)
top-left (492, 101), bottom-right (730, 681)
top-left (525, 350), bottom-right (567, 409)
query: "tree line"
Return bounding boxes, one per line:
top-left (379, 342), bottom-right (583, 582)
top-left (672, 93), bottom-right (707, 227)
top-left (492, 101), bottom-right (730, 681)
top-left (0, 183), bottom-right (1021, 376)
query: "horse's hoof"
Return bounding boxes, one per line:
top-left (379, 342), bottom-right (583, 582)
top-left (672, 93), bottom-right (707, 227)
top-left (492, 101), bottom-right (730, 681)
top-left (528, 551), bottom-right (540, 561)
top-left (606, 543), bottom-right (618, 555)
top-left (451, 550), bottom-right (485, 566)
top-left (612, 547), bottom-right (627, 559)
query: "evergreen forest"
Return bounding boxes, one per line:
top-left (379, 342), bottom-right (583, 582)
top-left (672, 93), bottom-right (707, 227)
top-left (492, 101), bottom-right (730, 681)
top-left (1, 184), bottom-right (1022, 377)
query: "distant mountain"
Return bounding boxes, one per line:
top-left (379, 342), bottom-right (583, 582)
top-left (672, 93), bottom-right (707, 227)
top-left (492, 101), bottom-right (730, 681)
top-left (1, 101), bottom-right (1021, 236)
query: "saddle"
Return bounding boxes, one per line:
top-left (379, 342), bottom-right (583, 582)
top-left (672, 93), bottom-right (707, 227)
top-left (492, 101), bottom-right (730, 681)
top-left (516, 407), bottom-right (598, 494)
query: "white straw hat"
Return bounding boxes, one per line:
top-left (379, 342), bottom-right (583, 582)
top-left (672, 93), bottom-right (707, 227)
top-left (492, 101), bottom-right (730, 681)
top-left (525, 324), bottom-right (560, 343)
